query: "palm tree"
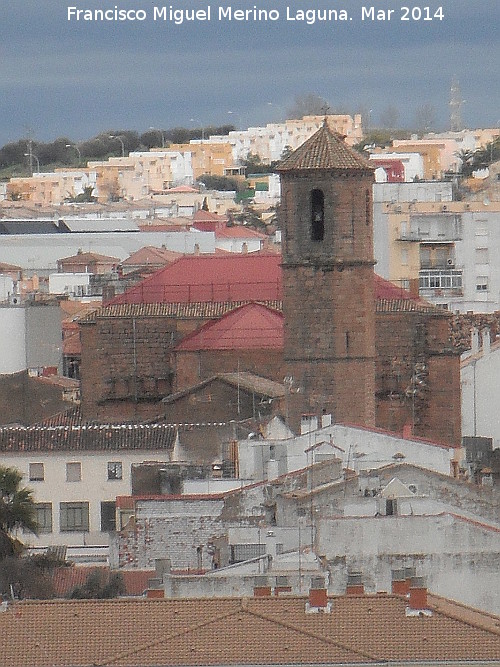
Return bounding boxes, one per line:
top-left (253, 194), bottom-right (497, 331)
top-left (0, 466), bottom-right (38, 559)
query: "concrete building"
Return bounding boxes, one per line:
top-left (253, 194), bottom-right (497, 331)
top-left (370, 151), bottom-right (424, 181)
top-left (375, 199), bottom-right (500, 312)
top-left (207, 114), bottom-right (364, 164)
top-left (461, 328), bottom-right (500, 446)
top-left (109, 452), bottom-right (500, 614)
top-left (0, 301), bottom-right (63, 375)
top-left (6, 169), bottom-right (97, 207)
top-left (0, 412), bottom-right (176, 550)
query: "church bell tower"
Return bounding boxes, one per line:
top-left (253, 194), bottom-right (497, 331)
top-left (276, 121), bottom-right (376, 431)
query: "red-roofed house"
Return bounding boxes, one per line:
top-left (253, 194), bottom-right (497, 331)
top-left (57, 250), bottom-right (120, 275)
top-left (191, 209), bottom-right (228, 231)
top-left (119, 246), bottom-right (184, 277)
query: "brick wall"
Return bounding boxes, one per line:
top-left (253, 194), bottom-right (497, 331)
top-left (375, 312), bottom-right (460, 444)
top-left (173, 349), bottom-right (284, 392)
top-left (80, 315), bottom-right (212, 422)
top-left (164, 378), bottom-right (280, 425)
top-left (280, 170), bottom-right (376, 432)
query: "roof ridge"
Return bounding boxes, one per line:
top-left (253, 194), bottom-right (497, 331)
top-left (97, 604), bottom-right (244, 667)
top-left (243, 600), bottom-right (378, 662)
top-left (428, 593), bottom-right (500, 634)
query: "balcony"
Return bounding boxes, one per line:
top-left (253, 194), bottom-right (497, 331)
top-left (419, 269), bottom-right (463, 293)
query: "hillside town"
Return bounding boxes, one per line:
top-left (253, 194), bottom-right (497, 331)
top-left (1, 111), bottom-right (500, 666)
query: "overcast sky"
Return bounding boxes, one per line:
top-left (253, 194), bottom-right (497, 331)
top-left (0, 0), bottom-right (498, 146)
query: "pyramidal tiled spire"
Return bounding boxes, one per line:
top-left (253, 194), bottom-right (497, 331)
top-left (276, 119), bottom-right (372, 172)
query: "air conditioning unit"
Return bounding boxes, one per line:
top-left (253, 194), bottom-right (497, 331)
top-left (408, 484), bottom-right (418, 494)
top-left (447, 258), bottom-right (454, 266)
top-left (9, 294), bottom-right (20, 305)
top-left (442, 205), bottom-right (448, 211)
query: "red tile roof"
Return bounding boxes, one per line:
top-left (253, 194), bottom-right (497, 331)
top-left (175, 303), bottom-right (283, 351)
top-left (1, 594), bottom-right (499, 667)
top-left (215, 226), bottom-right (267, 239)
top-left (58, 251), bottom-right (120, 264)
top-left (0, 421), bottom-right (176, 452)
top-left (52, 566), bottom-right (154, 598)
top-left (166, 185), bottom-right (199, 193)
top-left (121, 246), bottom-right (183, 267)
top-left (106, 254), bottom-right (283, 305)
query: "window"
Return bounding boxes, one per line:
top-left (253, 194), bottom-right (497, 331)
top-left (66, 462), bottom-right (81, 482)
top-left (476, 276), bottom-right (488, 291)
top-left (60, 502), bottom-right (89, 532)
top-left (29, 462), bottom-right (44, 482)
top-left (107, 461), bottom-right (123, 480)
top-left (100, 501), bottom-right (116, 532)
top-left (310, 189), bottom-right (325, 241)
top-left (475, 248), bottom-right (489, 265)
top-left (34, 503), bottom-right (52, 533)
top-left (419, 270), bottom-right (462, 290)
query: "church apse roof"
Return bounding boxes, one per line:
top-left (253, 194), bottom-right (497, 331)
top-left (276, 120), bottom-right (372, 172)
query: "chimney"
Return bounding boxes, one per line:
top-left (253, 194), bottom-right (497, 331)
top-left (346, 571), bottom-right (364, 595)
top-left (307, 576), bottom-right (329, 610)
top-left (404, 566), bottom-right (416, 588)
top-left (274, 575), bottom-right (292, 596)
top-left (253, 575), bottom-right (272, 597)
top-left (391, 568), bottom-right (409, 595)
top-left (408, 576), bottom-right (428, 611)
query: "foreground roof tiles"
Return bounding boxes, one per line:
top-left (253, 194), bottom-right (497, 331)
top-left (1, 594), bottom-right (499, 667)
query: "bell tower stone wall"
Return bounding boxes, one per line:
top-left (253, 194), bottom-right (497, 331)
top-left (277, 127), bottom-right (376, 432)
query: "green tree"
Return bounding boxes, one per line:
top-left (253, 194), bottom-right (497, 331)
top-left (0, 554), bottom-right (64, 600)
top-left (68, 569), bottom-right (125, 599)
top-left (0, 466), bottom-right (38, 559)
top-left (197, 174), bottom-right (240, 191)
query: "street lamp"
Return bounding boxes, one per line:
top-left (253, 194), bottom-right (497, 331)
top-left (109, 135), bottom-right (125, 157)
top-left (65, 143), bottom-right (82, 165)
top-left (149, 127), bottom-right (165, 148)
top-left (24, 152), bottom-right (40, 174)
top-left (227, 110), bottom-right (242, 130)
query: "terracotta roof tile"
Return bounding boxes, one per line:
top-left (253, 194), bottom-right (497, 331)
top-left (276, 121), bottom-right (372, 172)
top-left (58, 251), bottom-right (121, 263)
top-left (52, 566), bottom-right (154, 598)
top-left (0, 421), bottom-right (176, 452)
top-left (162, 372), bottom-right (285, 405)
top-left (80, 300), bottom-right (283, 323)
top-left (0, 594), bottom-right (499, 667)
top-left (174, 303), bottom-right (283, 351)
top-left (105, 254), bottom-right (283, 306)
